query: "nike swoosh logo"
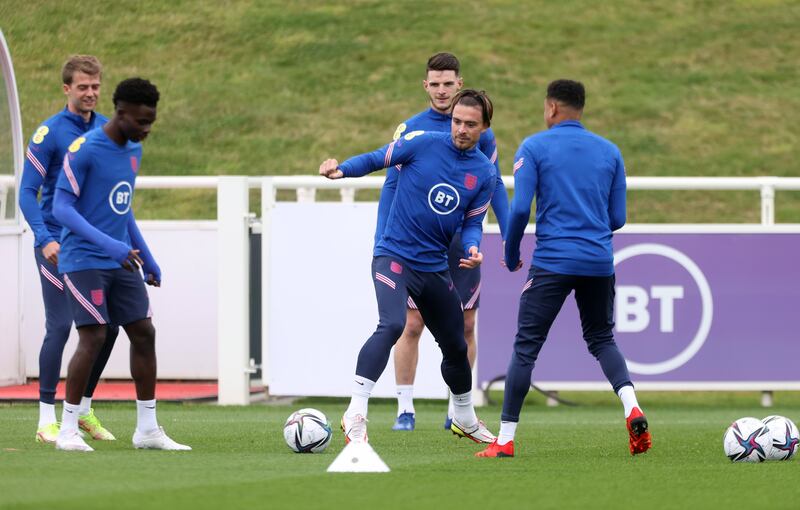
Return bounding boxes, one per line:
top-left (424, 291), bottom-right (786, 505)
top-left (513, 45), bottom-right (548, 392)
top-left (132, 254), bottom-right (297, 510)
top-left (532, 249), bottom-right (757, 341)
top-left (65, 409), bottom-right (74, 414)
top-left (355, 381), bottom-right (364, 386)
top-left (145, 406), bottom-right (156, 409)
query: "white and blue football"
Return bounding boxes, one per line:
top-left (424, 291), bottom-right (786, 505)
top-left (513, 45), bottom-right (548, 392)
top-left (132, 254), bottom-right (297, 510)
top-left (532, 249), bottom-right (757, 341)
top-left (283, 408), bottom-right (332, 453)
top-left (723, 417), bottom-right (770, 463)
top-left (761, 415), bottom-right (799, 461)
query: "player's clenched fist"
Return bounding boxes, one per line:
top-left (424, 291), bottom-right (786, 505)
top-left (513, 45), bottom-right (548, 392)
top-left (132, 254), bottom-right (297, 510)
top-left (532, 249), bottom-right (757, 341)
top-left (319, 158), bottom-right (343, 179)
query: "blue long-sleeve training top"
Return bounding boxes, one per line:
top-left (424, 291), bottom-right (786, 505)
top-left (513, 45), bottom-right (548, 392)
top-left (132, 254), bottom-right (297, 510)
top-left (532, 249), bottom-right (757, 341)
top-left (375, 107), bottom-right (509, 246)
top-left (19, 107), bottom-right (107, 247)
top-left (53, 127), bottom-right (155, 275)
top-left (505, 120), bottom-right (627, 276)
top-left (339, 131), bottom-right (495, 272)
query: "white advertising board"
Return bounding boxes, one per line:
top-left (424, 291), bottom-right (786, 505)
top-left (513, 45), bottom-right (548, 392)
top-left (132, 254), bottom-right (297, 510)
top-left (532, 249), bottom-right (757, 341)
top-left (19, 222), bottom-right (218, 379)
top-left (266, 202), bottom-right (449, 399)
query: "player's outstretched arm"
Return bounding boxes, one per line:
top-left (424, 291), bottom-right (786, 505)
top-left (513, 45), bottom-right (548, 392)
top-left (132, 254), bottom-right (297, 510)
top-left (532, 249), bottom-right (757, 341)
top-left (128, 214), bottom-right (161, 286)
top-left (332, 136), bottom-right (422, 180)
top-left (319, 159), bottom-right (343, 179)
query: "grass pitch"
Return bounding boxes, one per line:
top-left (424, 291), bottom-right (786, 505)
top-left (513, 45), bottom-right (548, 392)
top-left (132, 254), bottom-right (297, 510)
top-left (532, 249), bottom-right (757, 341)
top-left (1, 392), bottom-right (799, 509)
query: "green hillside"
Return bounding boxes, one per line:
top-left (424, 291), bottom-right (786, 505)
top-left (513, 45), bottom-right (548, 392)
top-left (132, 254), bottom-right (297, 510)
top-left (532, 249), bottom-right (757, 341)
top-left (1, 0), bottom-right (798, 221)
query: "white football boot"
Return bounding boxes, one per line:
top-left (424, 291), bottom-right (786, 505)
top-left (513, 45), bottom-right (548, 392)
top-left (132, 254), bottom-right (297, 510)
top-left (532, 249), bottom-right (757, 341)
top-left (341, 413), bottom-right (369, 444)
top-left (450, 417), bottom-right (497, 444)
top-left (55, 430), bottom-right (94, 452)
top-left (132, 426), bottom-right (192, 450)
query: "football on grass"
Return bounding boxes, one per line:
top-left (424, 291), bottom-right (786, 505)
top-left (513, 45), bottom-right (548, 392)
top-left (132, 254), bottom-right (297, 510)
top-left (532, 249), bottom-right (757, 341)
top-left (761, 415), bottom-right (799, 461)
top-left (723, 417), bottom-right (770, 462)
top-left (283, 408), bottom-right (332, 453)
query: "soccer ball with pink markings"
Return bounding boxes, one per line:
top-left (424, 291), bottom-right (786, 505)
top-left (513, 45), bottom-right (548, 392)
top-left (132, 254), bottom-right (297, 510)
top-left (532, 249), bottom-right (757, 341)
top-left (761, 415), bottom-right (799, 461)
top-left (283, 408), bottom-right (332, 453)
top-left (723, 417), bottom-right (770, 462)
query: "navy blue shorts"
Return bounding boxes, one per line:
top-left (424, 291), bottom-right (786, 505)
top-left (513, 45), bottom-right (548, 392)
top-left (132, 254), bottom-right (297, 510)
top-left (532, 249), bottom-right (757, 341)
top-left (63, 268), bottom-right (151, 328)
top-left (407, 232), bottom-right (481, 310)
top-left (34, 248), bottom-right (72, 330)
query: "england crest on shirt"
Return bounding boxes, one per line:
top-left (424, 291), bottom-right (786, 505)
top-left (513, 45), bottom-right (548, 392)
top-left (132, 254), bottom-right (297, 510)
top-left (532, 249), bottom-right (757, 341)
top-left (464, 173), bottom-right (477, 190)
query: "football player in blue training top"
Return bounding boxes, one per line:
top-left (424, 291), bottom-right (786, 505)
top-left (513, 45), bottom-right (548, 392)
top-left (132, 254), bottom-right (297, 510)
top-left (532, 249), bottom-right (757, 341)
top-left (476, 80), bottom-right (651, 458)
top-left (320, 89), bottom-right (498, 446)
top-left (52, 77), bottom-right (190, 452)
top-left (382, 53), bottom-right (510, 432)
top-left (19, 55), bottom-right (119, 444)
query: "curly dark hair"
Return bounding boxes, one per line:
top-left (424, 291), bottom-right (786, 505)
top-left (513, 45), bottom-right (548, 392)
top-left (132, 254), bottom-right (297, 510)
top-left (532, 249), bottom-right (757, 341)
top-left (450, 88), bottom-right (493, 127)
top-left (546, 79), bottom-right (585, 110)
top-left (112, 78), bottom-right (160, 108)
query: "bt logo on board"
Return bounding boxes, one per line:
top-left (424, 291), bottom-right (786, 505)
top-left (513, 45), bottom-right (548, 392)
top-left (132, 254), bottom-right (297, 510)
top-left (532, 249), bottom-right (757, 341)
top-left (614, 243), bottom-right (714, 375)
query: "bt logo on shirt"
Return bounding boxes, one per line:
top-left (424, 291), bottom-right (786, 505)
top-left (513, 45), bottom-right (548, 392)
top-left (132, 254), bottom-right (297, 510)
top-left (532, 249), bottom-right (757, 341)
top-left (109, 181), bottom-right (133, 215)
top-left (427, 183), bottom-right (460, 215)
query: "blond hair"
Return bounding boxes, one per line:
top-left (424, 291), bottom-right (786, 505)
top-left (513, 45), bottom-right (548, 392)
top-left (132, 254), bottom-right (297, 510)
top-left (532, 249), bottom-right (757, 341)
top-left (61, 55), bottom-right (103, 84)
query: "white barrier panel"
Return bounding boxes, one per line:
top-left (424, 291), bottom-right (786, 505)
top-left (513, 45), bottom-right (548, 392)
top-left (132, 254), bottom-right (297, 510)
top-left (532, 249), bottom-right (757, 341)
top-left (19, 222), bottom-right (219, 379)
top-left (266, 202), bottom-right (448, 399)
top-left (0, 229), bottom-right (22, 385)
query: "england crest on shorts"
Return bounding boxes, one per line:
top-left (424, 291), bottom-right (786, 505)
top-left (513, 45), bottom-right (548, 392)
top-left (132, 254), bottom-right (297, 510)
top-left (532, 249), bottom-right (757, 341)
top-left (91, 289), bottom-right (104, 306)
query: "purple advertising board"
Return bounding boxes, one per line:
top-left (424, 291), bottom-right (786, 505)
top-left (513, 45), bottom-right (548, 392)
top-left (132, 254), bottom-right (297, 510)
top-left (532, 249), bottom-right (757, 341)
top-left (477, 233), bottom-right (800, 389)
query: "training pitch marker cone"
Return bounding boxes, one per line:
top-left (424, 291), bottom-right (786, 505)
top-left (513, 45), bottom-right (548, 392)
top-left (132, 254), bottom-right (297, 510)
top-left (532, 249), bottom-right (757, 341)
top-left (327, 441), bottom-right (390, 473)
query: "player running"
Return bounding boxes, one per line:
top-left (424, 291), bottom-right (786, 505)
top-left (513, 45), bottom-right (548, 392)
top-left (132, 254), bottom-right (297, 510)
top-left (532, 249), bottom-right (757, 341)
top-left (52, 78), bottom-right (190, 452)
top-left (320, 89), bottom-right (498, 445)
top-left (384, 52), bottom-right (509, 432)
top-left (476, 80), bottom-right (652, 458)
top-left (19, 55), bottom-right (118, 444)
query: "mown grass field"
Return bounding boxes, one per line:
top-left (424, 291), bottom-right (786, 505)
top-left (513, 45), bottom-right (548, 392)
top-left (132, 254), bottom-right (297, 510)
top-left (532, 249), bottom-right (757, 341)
top-left (1, 0), bottom-right (799, 221)
top-left (1, 392), bottom-right (799, 509)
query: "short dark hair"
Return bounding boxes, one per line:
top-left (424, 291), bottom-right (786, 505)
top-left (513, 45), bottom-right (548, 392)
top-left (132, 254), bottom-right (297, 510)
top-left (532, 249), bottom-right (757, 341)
top-left (546, 79), bottom-right (585, 110)
top-left (112, 78), bottom-right (160, 108)
top-left (426, 52), bottom-right (460, 76)
top-left (62, 55), bottom-right (102, 84)
top-left (450, 89), bottom-right (493, 127)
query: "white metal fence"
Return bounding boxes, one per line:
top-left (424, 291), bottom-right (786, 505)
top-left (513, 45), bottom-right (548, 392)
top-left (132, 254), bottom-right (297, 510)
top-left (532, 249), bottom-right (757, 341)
top-left (2, 174), bottom-right (800, 403)
top-left (8, 174), bottom-right (799, 224)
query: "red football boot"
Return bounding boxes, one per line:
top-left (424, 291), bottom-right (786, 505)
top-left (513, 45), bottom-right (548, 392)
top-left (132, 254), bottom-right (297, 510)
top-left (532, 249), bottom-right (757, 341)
top-left (475, 439), bottom-right (515, 458)
top-left (627, 407), bottom-right (652, 455)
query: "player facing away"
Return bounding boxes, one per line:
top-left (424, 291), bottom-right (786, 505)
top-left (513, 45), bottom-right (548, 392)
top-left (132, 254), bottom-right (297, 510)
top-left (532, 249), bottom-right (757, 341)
top-left (320, 89), bottom-right (498, 445)
top-left (52, 78), bottom-right (190, 452)
top-left (476, 80), bottom-right (651, 458)
top-left (383, 53), bottom-right (509, 432)
top-left (19, 55), bottom-right (118, 444)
